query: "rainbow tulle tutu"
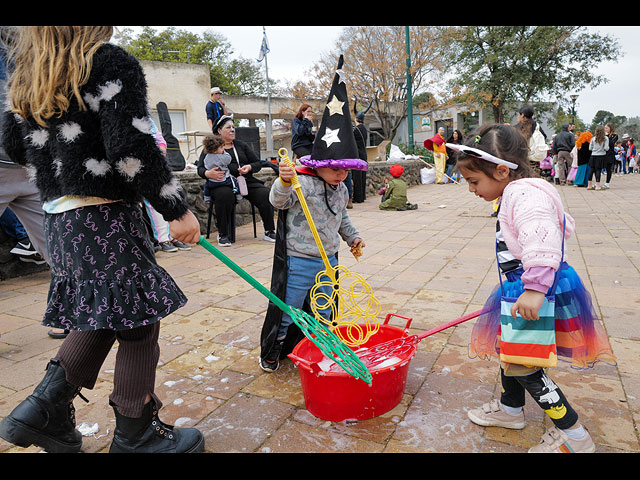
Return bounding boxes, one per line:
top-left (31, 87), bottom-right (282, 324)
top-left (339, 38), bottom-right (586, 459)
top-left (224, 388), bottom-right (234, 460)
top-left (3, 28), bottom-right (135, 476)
top-left (469, 263), bottom-right (616, 370)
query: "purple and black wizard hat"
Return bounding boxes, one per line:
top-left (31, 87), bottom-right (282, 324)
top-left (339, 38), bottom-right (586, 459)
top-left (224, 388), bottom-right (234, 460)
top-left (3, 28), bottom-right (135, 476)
top-left (298, 55), bottom-right (368, 171)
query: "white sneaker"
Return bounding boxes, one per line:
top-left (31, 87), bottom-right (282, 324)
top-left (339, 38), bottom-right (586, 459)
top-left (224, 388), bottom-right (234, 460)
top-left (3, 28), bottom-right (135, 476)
top-left (528, 426), bottom-right (596, 453)
top-left (467, 399), bottom-right (526, 429)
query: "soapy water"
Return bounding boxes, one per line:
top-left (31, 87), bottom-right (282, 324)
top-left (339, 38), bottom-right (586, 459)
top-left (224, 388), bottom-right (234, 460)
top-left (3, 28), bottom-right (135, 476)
top-left (315, 344), bottom-right (414, 375)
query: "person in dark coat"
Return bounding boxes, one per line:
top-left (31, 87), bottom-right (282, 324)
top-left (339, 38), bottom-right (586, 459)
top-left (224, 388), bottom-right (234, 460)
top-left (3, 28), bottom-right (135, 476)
top-left (291, 103), bottom-right (316, 159)
top-left (351, 100), bottom-right (370, 203)
top-left (197, 115), bottom-right (276, 246)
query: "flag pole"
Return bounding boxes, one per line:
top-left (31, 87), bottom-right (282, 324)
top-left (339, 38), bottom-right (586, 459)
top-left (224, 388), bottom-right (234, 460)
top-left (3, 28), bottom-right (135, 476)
top-left (261, 27), bottom-right (273, 155)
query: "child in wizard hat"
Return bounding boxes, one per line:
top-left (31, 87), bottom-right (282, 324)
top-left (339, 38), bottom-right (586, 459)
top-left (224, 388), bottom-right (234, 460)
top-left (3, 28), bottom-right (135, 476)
top-left (259, 55), bottom-right (368, 372)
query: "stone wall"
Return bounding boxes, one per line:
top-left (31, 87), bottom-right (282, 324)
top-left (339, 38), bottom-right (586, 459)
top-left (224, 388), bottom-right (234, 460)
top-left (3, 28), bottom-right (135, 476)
top-left (0, 159), bottom-right (426, 280)
top-left (177, 158), bottom-right (426, 233)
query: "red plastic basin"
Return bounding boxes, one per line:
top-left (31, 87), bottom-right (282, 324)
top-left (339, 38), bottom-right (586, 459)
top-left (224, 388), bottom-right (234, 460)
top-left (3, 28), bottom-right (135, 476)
top-left (288, 314), bottom-right (415, 422)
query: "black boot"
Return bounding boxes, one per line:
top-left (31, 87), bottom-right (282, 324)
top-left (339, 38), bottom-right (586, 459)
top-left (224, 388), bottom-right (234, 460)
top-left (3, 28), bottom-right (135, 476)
top-left (0, 358), bottom-right (87, 453)
top-left (109, 399), bottom-right (204, 453)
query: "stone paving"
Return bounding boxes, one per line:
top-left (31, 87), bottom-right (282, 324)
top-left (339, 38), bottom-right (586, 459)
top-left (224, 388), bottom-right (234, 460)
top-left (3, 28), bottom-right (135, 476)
top-left (1, 174), bottom-right (639, 453)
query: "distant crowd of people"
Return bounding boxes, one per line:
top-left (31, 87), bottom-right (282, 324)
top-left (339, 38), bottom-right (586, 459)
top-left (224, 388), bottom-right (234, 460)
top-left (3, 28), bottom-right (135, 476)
top-left (539, 121), bottom-right (636, 191)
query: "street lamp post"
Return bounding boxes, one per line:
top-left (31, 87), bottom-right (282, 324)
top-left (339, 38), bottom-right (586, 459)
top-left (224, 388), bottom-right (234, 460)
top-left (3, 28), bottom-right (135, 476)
top-left (570, 94), bottom-right (578, 124)
top-left (405, 26), bottom-right (414, 148)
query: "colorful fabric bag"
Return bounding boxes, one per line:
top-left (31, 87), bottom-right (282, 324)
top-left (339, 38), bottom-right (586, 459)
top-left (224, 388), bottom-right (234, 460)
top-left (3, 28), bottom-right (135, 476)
top-left (498, 218), bottom-right (565, 369)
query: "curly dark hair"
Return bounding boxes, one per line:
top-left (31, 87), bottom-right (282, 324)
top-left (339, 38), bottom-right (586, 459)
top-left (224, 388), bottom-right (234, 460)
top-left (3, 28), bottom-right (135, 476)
top-left (202, 134), bottom-right (225, 154)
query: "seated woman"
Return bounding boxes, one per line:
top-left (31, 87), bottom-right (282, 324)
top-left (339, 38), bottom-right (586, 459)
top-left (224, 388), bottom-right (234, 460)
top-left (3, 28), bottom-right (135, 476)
top-left (197, 115), bottom-right (276, 246)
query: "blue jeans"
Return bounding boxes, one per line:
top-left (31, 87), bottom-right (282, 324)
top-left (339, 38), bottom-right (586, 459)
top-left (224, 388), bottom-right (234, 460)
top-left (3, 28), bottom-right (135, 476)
top-left (278, 254), bottom-right (338, 338)
top-left (0, 207), bottom-right (28, 241)
top-left (344, 171), bottom-right (353, 198)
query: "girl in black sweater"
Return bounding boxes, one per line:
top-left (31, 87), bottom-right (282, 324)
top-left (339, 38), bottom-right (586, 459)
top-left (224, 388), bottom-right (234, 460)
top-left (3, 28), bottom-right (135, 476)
top-left (0, 26), bottom-right (203, 453)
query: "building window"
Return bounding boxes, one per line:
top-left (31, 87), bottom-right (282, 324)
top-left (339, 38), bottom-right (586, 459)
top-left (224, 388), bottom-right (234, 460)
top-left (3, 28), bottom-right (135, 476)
top-left (150, 109), bottom-right (187, 140)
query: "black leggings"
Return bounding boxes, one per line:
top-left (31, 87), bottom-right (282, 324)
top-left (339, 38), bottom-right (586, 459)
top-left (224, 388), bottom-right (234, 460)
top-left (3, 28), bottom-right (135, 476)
top-left (588, 155), bottom-right (606, 183)
top-left (500, 368), bottom-right (579, 430)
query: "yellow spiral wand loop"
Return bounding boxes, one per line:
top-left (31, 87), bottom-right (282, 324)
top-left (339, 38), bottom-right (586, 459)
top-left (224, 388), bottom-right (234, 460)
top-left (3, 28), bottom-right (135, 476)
top-left (277, 148), bottom-right (380, 347)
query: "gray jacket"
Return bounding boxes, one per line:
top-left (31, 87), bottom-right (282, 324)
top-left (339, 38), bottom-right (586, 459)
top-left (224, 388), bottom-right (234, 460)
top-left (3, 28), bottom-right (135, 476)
top-left (270, 174), bottom-right (360, 258)
top-left (203, 152), bottom-right (232, 181)
top-left (589, 137), bottom-right (609, 156)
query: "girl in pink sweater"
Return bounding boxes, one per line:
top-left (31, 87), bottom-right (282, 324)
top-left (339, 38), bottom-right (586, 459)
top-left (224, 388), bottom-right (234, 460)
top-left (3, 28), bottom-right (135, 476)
top-left (448, 123), bottom-right (615, 453)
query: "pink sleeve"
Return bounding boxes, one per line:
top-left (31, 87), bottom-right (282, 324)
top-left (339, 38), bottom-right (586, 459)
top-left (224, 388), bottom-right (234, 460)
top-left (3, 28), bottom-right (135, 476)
top-left (154, 132), bottom-right (167, 148)
top-left (522, 266), bottom-right (556, 293)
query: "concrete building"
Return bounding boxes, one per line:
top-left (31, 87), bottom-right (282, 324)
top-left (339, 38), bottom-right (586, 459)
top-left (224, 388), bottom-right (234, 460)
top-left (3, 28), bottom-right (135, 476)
top-left (140, 60), bottom-right (555, 164)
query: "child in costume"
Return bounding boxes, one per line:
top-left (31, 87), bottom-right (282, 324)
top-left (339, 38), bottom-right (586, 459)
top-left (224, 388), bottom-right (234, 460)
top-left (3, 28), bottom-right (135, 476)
top-left (539, 150), bottom-right (553, 182)
top-left (0, 27), bottom-right (203, 453)
top-left (259, 55), bottom-right (367, 372)
top-left (379, 164), bottom-right (417, 211)
top-left (448, 123), bottom-right (616, 453)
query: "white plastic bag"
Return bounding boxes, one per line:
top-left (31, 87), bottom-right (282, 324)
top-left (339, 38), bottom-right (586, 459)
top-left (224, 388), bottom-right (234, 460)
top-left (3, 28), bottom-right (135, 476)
top-left (420, 167), bottom-right (436, 184)
top-left (388, 144), bottom-right (406, 162)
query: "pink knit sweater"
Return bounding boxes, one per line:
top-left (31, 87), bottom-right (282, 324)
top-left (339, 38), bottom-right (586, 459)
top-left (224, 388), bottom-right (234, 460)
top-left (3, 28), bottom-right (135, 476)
top-left (498, 178), bottom-right (576, 292)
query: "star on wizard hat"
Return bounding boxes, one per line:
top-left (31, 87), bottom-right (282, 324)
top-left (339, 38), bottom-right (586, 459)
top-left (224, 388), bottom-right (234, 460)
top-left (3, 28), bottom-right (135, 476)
top-left (298, 55), bottom-right (368, 171)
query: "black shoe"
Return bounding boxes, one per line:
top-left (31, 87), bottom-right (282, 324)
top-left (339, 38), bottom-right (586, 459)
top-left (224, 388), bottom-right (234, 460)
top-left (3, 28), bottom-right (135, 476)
top-left (109, 399), bottom-right (204, 453)
top-left (0, 359), bottom-right (87, 453)
top-left (47, 329), bottom-right (69, 339)
top-left (10, 240), bottom-right (46, 265)
top-left (259, 357), bottom-right (280, 372)
top-left (218, 235), bottom-right (232, 247)
top-left (171, 240), bottom-right (191, 251)
top-left (158, 241), bottom-right (178, 253)
top-left (10, 239), bottom-right (38, 257)
top-left (259, 340), bottom-right (283, 373)
top-left (18, 253), bottom-right (46, 265)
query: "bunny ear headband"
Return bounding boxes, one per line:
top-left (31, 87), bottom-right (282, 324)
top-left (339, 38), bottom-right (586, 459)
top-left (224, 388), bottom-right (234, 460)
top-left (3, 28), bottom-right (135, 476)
top-left (445, 142), bottom-right (519, 170)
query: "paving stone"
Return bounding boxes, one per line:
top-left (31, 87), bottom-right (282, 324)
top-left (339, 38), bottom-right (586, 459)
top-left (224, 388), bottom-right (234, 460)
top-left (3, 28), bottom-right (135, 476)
top-left (1, 175), bottom-right (640, 453)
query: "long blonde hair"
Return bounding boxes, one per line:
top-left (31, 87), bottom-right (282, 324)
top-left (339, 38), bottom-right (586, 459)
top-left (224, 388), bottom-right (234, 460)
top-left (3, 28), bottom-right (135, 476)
top-left (7, 26), bottom-right (113, 126)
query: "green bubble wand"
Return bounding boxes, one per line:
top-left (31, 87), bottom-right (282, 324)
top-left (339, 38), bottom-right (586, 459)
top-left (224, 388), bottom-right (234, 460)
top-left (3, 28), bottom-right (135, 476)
top-left (197, 236), bottom-right (372, 384)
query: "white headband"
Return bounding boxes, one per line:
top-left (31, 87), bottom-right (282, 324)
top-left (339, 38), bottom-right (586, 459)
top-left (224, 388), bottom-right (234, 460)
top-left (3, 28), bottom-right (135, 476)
top-left (446, 143), bottom-right (519, 170)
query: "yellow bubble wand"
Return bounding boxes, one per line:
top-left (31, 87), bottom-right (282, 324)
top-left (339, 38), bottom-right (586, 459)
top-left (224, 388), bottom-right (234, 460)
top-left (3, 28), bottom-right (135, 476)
top-left (278, 147), bottom-right (380, 347)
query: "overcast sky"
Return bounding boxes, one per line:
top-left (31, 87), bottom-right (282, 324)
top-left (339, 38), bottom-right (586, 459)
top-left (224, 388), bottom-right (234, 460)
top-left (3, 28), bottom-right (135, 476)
top-left (118, 25), bottom-right (638, 124)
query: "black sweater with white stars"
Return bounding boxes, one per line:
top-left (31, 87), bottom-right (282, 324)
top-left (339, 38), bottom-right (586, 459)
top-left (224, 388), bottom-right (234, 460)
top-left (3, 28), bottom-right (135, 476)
top-left (1, 43), bottom-right (189, 221)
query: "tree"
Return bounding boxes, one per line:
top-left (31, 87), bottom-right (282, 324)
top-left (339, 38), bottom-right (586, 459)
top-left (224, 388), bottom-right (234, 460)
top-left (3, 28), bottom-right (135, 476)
top-left (443, 26), bottom-right (622, 124)
top-left (285, 26), bottom-right (447, 142)
top-left (619, 116), bottom-right (640, 141)
top-left (590, 110), bottom-right (627, 131)
top-left (114, 27), bottom-right (273, 96)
